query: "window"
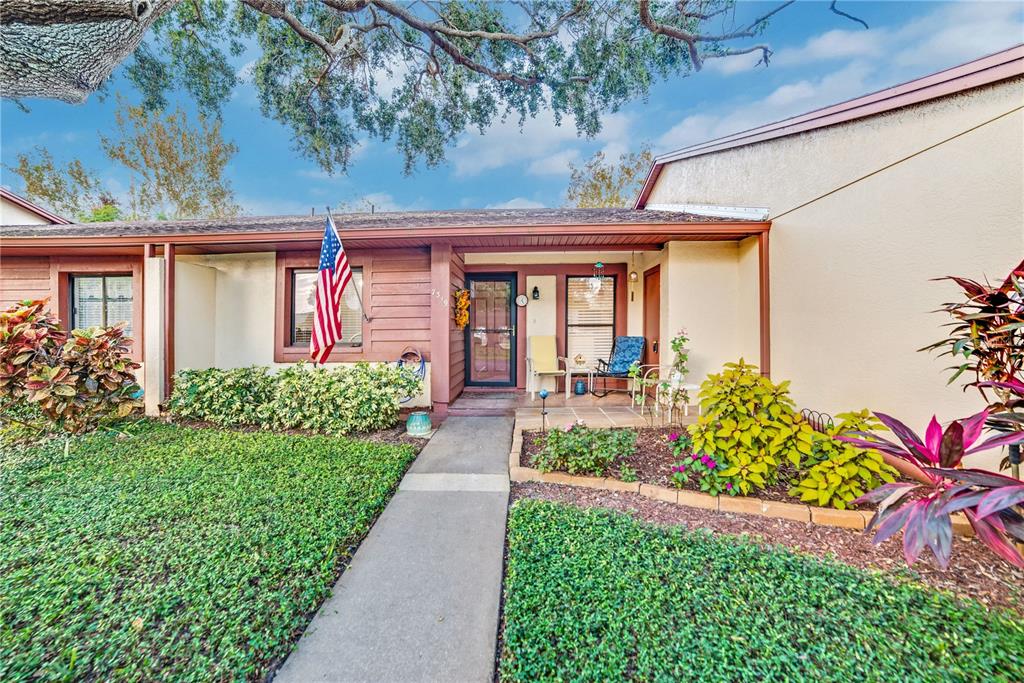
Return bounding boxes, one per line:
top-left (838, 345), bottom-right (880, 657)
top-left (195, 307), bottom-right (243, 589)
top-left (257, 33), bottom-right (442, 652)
top-left (566, 275), bottom-right (616, 369)
top-left (291, 268), bottom-right (364, 347)
top-left (70, 274), bottom-right (133, 336)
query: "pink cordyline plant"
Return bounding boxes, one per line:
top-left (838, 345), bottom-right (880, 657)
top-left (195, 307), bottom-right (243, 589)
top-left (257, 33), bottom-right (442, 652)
top-left (840, 410), bottom-right (1024, 568)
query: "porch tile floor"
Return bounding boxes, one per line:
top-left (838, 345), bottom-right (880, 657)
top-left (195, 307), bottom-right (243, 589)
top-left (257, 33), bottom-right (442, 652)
top-left (514, 405), bottom-right (680, 430)
top-left (449, 388), bottom-right (636, 416)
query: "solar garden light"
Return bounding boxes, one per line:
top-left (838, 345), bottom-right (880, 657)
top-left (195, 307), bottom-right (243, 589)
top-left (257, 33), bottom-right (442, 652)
top-left (539, 389), bottom-right (549, 432)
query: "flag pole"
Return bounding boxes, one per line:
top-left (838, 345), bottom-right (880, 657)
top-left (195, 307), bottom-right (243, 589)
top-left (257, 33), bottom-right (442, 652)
top-left (325, 206), bottom-right (371, 322)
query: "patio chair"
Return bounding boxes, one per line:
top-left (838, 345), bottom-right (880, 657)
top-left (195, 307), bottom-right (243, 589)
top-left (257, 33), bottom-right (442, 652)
top-left (591, 335), bottom-right (645, 398)
top-left (526, 335), bottom-right (569, 400)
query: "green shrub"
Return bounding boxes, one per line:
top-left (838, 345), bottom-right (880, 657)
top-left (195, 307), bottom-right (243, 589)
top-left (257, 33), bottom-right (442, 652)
top-left (790, 410), bottom-right (899, 509)
top-left (169, 366), bottom-right (275, 426)
top-left (169, 361), bottom-right (422, 434)
top-left (1, 300), bottom-right (143, 435)
top-left (501, 500), bottom-right (1024, 682)
top-left (530, 421), bottom-right (637, 476)
top-left (0, 421), bottom-right (416, 681)
top-left (688, 359), bottom-right (815, 495)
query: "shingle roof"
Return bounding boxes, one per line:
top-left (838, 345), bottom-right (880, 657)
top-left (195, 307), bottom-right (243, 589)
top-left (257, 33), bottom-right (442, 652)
top-left (0, 207), bottom-right (748, 239)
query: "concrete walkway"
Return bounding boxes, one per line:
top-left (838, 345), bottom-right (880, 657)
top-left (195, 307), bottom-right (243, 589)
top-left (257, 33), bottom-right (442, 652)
top-left (275, 417), bottom-right (512, 683)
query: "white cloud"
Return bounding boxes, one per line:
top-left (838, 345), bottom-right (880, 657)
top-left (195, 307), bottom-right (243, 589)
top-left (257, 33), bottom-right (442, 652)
top-left (527, 149), bottom-right (581, 176)
top-left (485, 197), bottom-right (545, 209)
top-left (656, 62), bottom-right (874, 152)
top-left (654, 1), bottom-right (1024, 155)
top-left (703, 50), bottom-right (767, 76)
top-left (453, 104), bottom-right (638, 177)
top-left (890, 1), bottom-right (1024, 70)
top-left (772, 28), bottom-right (885, 67)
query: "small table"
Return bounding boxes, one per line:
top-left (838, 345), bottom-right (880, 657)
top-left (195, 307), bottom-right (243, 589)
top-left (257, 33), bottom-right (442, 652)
top-left (565, 367), bottom-right (594, 399)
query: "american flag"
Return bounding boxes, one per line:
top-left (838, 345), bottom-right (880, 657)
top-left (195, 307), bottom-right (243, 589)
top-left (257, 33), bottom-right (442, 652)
top-left (310, 215), bottom-right (353, 364)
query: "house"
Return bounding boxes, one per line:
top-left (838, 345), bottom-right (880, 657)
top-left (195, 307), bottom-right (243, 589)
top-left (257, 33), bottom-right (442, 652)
top-left (0, 188), bottom-right (69, 227)
top-left (0, 208), bottom-right (769, 416)
top-left (635, 45), bottom-right (1024, 426)
top-left (0, 47), bottom-right (1020, 423)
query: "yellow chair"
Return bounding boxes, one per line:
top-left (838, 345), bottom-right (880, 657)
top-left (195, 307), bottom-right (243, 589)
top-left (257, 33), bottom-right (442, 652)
top-left (526, 335), bottom-right (568, 400)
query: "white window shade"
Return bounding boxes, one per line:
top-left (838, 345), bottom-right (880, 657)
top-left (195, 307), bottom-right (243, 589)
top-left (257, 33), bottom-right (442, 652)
top-left (292, 268), bottom-right (364, 347)
top-left (70, 274), bottom-right (133, 336)
top-left (566, 276), bottom-right (615, 369)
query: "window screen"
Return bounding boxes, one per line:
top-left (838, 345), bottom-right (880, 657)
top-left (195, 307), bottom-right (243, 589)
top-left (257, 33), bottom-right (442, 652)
top-left (291, 268), bottom-right (364, 347)
top-left (70, 275), bottom-right (133, 336)
top-left (566, 275), bottom-right (615, 369)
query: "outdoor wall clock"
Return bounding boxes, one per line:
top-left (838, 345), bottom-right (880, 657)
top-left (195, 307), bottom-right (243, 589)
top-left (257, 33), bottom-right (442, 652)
top-left (515, 294), bottom-right (529, 307)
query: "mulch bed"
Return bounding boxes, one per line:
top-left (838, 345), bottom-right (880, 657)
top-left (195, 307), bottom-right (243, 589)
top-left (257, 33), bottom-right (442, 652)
top-left (167, 418), bottom-right (428, 454)
top-left (522, 427), bottom-right (891, 508)
top-left (511, 481), bottom-right (1024, 614)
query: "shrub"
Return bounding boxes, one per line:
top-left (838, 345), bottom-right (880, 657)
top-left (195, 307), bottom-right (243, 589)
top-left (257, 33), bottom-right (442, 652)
top-left (688, 359), bottom-right (815, 495)
top-left (790, 410), bottom-right (899, 509)
top-left (530, 421), bottom-right (637, 476)
top-left (0, 300), bottom-right (143, 435)
top-left (842, 409), bottom-right (1024, 568)
top-left (667, 431), bottom-right (732, 496)
top-left (168, 366), bottom-right (275, 426)
top-left (169, 361), bottom-right (423, 435)
top-left (501, 500), bottom-right (1024, 682)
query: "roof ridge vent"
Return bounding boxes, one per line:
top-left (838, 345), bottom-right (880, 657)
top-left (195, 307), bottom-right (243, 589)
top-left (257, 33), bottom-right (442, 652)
top-left (646, 203), bottom-right (770, 221)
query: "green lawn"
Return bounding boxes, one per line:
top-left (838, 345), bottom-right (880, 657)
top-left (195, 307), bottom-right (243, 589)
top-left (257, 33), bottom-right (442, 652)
top-left (0, 421), bottom-right (416, 681)
top-left (501, 500), bottom-right (1024, 682)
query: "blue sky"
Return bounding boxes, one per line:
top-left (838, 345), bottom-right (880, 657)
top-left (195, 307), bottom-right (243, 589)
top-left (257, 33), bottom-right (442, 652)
top-left (2, 1), bottom-right (1022, 216)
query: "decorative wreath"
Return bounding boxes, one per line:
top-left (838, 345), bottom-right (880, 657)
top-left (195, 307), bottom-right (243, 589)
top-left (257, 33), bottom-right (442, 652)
top-left (453, 288), bottom-right (470, 330)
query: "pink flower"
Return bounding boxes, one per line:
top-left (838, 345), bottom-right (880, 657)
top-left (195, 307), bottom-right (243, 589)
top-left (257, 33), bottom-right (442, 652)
top-left (707, 460), bottom-right (717, 469)
top-left (668, 432), bottom-right (680, 442)
top-left (725, 483), bottom-right (733, 490)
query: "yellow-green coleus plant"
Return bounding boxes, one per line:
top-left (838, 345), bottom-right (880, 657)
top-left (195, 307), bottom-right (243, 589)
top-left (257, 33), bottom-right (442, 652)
top-left (790, 410), bottom-right (899, 509)
top-left (688, 359), bottom-right (816, 495)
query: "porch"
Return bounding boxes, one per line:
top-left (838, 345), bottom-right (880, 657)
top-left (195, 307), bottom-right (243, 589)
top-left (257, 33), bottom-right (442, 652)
top-left (448, 386), bottom-right (637, 417)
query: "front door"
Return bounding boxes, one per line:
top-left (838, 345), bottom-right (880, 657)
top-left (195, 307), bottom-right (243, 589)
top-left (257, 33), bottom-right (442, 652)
top-left (465, 274), bottom-right (516, 386)
top-left (644, 266), bottom-right (661, 367)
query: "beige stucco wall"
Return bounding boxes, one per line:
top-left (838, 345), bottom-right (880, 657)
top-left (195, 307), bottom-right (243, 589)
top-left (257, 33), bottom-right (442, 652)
top-left (662, 241), bottom-right (759, 382)
top-left (646, 77), bottom-right (1024, 430)
top-left (174, 252), bottom-right (430, 407)
top-left (0, 196), bottom-right (51, 225)
top-left (175, 261), bottom-right (217, 371)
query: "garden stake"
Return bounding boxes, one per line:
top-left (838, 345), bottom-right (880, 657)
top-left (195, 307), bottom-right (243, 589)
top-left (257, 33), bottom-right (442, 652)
top-left (539, 389), bottom-right (548, 432)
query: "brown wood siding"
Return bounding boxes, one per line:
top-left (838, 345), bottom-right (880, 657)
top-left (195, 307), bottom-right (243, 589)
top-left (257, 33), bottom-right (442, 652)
top-left (0, 256), bottom-right (51, 308)
top-left (0, 254), bottom-right (144, 361)
top-left (276, 248), bottom-right (432, 363)
top-left (449, 251), bottom-right (466, 402)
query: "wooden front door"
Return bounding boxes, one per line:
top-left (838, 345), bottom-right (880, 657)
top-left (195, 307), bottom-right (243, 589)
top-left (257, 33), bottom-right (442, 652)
top-left (643, 266), bottom-right (661, 366)
top-left (465, 274), bottom-right (517, 386)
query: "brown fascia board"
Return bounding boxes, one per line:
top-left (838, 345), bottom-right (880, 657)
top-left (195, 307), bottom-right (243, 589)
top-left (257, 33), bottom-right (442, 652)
top-left (634, 44), bottom-right (1024, 209)
top-left (0, 221), bottom-right (770, 248)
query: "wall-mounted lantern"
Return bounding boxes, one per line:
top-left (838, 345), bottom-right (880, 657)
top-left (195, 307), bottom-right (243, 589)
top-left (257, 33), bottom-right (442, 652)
top-left (531, 285), bottom-right (541, 300)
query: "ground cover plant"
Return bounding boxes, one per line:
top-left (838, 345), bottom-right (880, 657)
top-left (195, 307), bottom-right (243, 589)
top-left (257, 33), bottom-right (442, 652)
top-left (529, 421), bottom-right (637, 476)
top-left (0, 421), bottom-right (416, 681)
top-left (500, 499), bottom-right (1024, 682)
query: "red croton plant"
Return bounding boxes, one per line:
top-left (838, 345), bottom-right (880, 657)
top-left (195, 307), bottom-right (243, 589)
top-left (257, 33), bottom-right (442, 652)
top-left (841, 411), bottom-right (1024, 568)
top-left (0, 299), bottom-right (144, 435)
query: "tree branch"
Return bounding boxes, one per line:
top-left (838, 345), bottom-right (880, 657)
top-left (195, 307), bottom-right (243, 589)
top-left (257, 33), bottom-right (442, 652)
top-left (830, 1), bottom-right (869, 30)
top-left (241, 0), bottom-right (338, 57)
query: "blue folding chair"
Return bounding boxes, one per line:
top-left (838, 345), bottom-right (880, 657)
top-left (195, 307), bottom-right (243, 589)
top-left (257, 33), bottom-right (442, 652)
top-left (591, 336), bottom-right (645, 398)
